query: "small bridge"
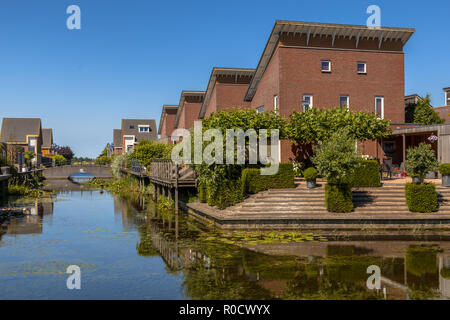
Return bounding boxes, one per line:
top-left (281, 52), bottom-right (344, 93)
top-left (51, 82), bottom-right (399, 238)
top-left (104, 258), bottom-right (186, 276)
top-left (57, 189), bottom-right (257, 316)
top-left (42, 164), bottom-right (112, 180)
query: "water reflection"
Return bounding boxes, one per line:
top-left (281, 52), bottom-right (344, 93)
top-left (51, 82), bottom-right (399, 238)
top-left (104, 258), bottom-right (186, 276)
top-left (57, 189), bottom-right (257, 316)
top-left (2, 191), bottom-right (450, 300)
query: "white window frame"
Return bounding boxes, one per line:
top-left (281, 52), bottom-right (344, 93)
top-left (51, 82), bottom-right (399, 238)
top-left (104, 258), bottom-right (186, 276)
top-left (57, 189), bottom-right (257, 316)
top-left (339, 95), bottom-right (349, 110)
top-left (302, 95), bottom-right (313, 112)
top-left (375, 96), bottom-right (384, 119)
top-left (357, 62), bottom-right (367, 74)
top-left (446, 91), bottom-right (450, 106)
top-left (273, 95), bottom-right (278, 113)
top-left (321, 60), bottom-right (331, 73)
top-left (124, 135), bottom-right (136, 152)
top-left (138, 125), bottom-right (150, 133)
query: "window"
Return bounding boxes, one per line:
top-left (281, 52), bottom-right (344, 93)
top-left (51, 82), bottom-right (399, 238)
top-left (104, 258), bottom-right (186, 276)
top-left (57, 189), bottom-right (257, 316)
top-left (273, 95), bottom-right (278, 110)
top-left (138, 125), bottom-right (150, 133)
top-left (339, 96), bottom-right (349, 109)
top-left (28, 137), bottom-right (37, 153)
top-left (375, 97), bottom-right (384, 119)
top-left (302, 95), bottom-right (313, 112)
top-left (321, 60), bottom-right (331, 72)
top-left (446, 91), bottom-right (450, 106)
top-left (257, 106), bottom-right (264, 113)
top-left (357, 62), bottom-right (367, 74)
top-left (129, 125), bottom-right (135, 129)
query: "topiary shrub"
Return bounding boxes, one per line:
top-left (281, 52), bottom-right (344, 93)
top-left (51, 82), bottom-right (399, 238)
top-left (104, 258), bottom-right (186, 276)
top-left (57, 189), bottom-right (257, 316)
top-left (241, 163), bottom-right (295, 195)
top-left (405, 183), bottom-right (438, 213)
top-left (325, 183), bottom-right (353, 213)
top-left (439, 163), bottom-right (450, 176)
top-left (212, 178), bottom-right (243, 210)
top-left (303, 167), bottom-right (318, 181)
top-left (346, 160), bottom-right (381, 187)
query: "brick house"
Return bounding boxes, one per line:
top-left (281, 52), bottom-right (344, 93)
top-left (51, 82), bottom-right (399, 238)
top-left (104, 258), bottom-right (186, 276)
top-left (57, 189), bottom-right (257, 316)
top-left (434, 88), bottom-right (450, 123)
top-left (157, 105), bottom-right (179, 144)
top-left (236, 21), bottom-right (415, 162)
top-left (41, 128), bottom-right (53, 156)
top-left (0, 118), bottom-right (43, 165)
top-left (116, 119), bottom-right (157, 153)
top-left (174, 91), bottom-right (205, 130)
top-left (198, 67), bottom-right (255, 119)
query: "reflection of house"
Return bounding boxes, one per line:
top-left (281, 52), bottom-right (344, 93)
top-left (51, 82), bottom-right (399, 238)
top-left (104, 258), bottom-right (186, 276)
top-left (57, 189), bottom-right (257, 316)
top-left (114, 119), bottom-right (157, 153)
top-left (0, 118), bottom-right (43, 165)
top-left (157, 105), bottom-right (179, 145)
top-left (41, 128), bottom-right (53, 155)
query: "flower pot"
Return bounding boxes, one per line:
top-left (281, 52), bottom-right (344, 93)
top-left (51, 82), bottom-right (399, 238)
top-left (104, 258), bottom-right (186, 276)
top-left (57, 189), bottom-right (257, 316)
top-left (426, 171), bottom-right (437, 179)
top-left (306, 179), bottom-right (317, 189)
top-left (443, 175), bottom-right (450, 187)
top-left (0, 167), bottom-right (9, 175)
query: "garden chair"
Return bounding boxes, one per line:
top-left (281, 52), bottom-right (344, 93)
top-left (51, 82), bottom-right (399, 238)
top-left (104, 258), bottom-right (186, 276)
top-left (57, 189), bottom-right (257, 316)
top-left (381, 157), bottom-right (394, 179)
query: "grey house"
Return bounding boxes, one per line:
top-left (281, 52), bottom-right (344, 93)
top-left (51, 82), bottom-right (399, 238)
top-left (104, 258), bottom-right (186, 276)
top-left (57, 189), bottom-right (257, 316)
top-left (120, 119), bottom-right (157, 152)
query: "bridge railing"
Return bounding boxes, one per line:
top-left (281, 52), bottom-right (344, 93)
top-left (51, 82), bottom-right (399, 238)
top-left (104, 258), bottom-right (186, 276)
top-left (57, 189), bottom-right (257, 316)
top-left (148, 159), bottom-right (178, 183)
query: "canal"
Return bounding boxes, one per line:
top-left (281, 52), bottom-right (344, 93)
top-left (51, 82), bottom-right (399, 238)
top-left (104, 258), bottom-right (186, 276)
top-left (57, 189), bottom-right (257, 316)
top-left (1, 189), bottom-right (450, 300)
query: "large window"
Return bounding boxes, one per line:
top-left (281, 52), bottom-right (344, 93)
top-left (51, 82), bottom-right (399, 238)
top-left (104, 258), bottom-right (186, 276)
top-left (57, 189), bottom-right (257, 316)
top-left (28, 137), bottom-right (37, 153)
top-left (321, 60), bottom-right (331, 73)
top-left (375, 96), bottom-right (384, 119)
top-left (339, 95), bottom-right (349, 109)
top-left (447, 91), bottom-right (450, 106)
top-left (302, 95), bottom-right (313, 112)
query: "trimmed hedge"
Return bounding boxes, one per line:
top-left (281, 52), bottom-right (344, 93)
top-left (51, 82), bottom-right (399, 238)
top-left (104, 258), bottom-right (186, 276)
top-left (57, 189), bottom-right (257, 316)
top-left (241, 163), bottom-right (295, 195)
top-left (198, 184), bottom-right (207, 203)
top-left (303, 167), bottom-right (318, 181)
top-left (211, 179), bottom-right (243, 210)
top-left (405, 183), bottom-right (438, 213)
top-left (439, 163), bottom-right (450, 176)
top-left (325, 183), bottom-right (353, 213)
top-left (345, 160), bottom-right (380, 188)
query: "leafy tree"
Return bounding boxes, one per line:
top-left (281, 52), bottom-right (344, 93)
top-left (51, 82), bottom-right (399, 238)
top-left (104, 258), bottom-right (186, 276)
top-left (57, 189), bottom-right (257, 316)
top-left (130, 140), bottom-right (173, 168)
top-left (53, 144), bottom-right (74, 160)
top-left (95, 155), bottom-right (112, 165)
top-left (412, 95), bottom-right (444, 125)
top-left (51, 154), bottom-right (66, 165)
top-left (405, 143), bottom-right (439, 181)
top-left (287, 107), bottom-right (391, 144)
top-left (311, 129), bottom-right (360, 184)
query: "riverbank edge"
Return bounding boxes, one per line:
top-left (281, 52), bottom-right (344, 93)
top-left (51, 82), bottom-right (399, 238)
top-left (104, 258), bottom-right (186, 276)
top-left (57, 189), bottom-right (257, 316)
top-left (186, 201), bottom-right (450, 230)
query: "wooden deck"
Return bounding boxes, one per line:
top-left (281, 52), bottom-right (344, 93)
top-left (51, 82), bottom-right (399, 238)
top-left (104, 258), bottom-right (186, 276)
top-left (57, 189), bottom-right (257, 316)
top-left (148, 159), bottom-right (196, 188)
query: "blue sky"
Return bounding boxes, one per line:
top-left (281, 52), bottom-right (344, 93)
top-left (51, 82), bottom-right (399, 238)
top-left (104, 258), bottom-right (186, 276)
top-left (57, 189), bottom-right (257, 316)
top-left (0, 0), bottom-right (448, 158)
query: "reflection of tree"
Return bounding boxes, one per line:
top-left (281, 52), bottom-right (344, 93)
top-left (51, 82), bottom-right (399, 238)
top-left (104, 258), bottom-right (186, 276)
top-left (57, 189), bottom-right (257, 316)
top-left (136, 225), bottom-right (159, 257)
top-left (406, 245), bottom-right (440, 300)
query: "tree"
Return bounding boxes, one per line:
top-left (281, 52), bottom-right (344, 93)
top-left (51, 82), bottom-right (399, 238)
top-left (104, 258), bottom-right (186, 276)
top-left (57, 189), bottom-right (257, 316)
top-left (405, 143), bottom-right (439, 181)
top-left (412, 95), bottom-right (444, 125)
top-left (286, 107), bottom-right (391, 144)
top-left (130, 140), bottom-right (173, 168)
top-left (53, 144), bottom-right (74, 160)
top-left (311, 129), bottom-right (360, 184)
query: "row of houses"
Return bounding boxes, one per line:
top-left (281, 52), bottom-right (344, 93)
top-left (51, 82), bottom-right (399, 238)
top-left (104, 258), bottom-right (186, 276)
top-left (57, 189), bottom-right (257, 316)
top-left (112, 20), bottom-right (449, 168)
top-left (0, 118), bottom-right (54, 167)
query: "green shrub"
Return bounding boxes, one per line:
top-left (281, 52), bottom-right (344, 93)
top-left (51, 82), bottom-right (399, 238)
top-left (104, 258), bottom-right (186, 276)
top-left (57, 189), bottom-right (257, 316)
top-left (405, 183), bottom-right (438, 213)
top-left (206, 178), bottom-right (243, 210)
top-left (406, 246), bottom-right (438, 276)
top-left (95, 155), bottom-right (111, 165)
top-left (345, 160), bottom-right (380, 187)
top-left (241, 163), bottom-right (295, 195)
top-left (198, 184), bottom-right (207, 203)
top-left (325, 183), bottom-right (353, 213)
top-left (439, 163), bottom-right (450, 176)
top-left (303, 167), bottom-right (318, 181)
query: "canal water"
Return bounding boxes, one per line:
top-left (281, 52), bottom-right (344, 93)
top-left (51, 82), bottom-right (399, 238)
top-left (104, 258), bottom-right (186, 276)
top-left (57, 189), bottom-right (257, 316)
top-left (1, 190), bottom-right (450, 300)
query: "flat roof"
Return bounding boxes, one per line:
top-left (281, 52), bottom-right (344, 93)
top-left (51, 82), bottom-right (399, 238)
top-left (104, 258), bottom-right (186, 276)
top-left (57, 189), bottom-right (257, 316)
top-left (198, 67), bottom-right (255, 119)
top-left (158, 105), bottom-right (178, 134)
top-left (245, 20), bottom-right (415, 101)
top-left (174, 91), bottom-right (205, 128)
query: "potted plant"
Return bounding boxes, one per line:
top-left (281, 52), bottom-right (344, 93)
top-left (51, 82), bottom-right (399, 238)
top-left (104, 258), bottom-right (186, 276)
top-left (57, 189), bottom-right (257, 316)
top-left (439, 163), bottom-right (450, 187)
top-left (405, 143), bottom-right (439, 184)
top-left (304, 167), bottom-right (318, 189)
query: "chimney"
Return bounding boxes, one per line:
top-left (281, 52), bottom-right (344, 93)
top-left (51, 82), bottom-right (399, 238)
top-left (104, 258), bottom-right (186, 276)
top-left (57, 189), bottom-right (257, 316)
top-left (445, 87), bottom-right (450, 106)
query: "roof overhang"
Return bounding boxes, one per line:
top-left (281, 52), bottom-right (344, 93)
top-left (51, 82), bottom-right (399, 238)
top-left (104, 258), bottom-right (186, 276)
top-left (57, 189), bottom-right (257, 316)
top-left (392, 123), bottom-right (448, 135)
top-left (174, 91), bottom-right (205, 128)
top-left (245, 20), bottom-right (415, 101)
top-left (198, 67), bottom-right (255, 119)
top-left (158, 105), bottom-right (178, 134)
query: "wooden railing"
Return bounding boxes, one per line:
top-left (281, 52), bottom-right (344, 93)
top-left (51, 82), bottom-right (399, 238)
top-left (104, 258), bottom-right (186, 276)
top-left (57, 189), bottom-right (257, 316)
top-left (149, 159), bottom-right (178, 183)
